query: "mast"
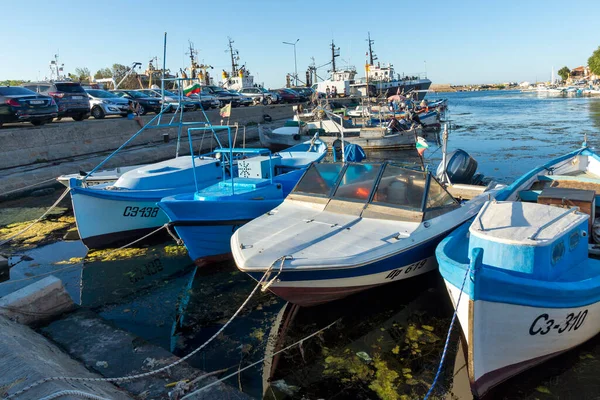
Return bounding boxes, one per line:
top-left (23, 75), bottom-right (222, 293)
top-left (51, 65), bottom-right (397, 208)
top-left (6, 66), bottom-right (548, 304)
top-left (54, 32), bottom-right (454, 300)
top-left (186, 41), bottom-right (199, 79)
top-left (366, 32), bottom-right (377, 66)
top-left (330, 40), bottom-right (340, 73)
top-left (227, 37), bottom-right (239, 75)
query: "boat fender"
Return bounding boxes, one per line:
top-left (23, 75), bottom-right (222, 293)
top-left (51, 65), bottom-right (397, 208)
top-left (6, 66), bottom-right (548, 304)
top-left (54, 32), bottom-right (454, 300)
top-left (293, 134), bottom-right (301, 141)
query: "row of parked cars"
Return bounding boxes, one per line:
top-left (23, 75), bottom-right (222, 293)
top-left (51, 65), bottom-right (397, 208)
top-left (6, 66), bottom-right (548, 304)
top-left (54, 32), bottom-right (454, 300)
top-left (0, 82), bottom-right (316, 127)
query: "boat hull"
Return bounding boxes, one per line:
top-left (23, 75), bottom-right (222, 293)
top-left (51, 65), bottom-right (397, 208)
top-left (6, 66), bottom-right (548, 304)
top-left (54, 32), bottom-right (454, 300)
top-left (246, 238), bottom-right (444, 307)
top-left (71, 189), bottom-right (169, 249)
top-left (318, 130), bottom-right (417, 150)
top-left (444, 280), bottom-right (600, 398)
top-left (160, 198), bottom-right (286, 266)
top-left (258, 125), bottom-right (312, 151)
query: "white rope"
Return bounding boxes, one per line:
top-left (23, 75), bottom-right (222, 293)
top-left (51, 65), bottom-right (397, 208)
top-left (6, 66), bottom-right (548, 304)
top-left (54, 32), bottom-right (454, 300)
top-left (0, 177), bottom-right (59, 198)
top-left (0, 187), bottom-right (71, 247)
top-left (5, 264), bottom-right (276, 399)
top-left (260, 255), bottom-right (288, 292)
top-left (181, 319), bottom-right (339, 399)
top-left (39, 390), bottom-right (110, 400)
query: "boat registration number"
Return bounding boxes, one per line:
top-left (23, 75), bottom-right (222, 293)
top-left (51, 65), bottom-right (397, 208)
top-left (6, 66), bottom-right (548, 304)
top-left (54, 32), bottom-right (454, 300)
top-left (529, 309), bottom-right (588, 335)
top-left (385, 259), bottom-right (428, 280)
top-left (123, 206), bottom-right (159, 218)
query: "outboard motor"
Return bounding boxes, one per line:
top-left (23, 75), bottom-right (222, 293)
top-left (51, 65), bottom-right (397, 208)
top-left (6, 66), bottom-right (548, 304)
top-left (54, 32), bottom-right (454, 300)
top-left (436, 149), bottom-right (478, 184)
top-left (332, 140), bottom-right (366, 162)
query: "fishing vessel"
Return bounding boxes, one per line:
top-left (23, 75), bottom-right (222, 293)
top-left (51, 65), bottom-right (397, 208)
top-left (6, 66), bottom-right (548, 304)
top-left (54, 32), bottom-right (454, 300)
top-left (311, 35), bottom-right (431, 100)
top-left (158, 138), bottom-right (327, 266)
top-left (436, 146), bottom-right (600, 397)
top-left (232, 144), bottom-right (504, 306)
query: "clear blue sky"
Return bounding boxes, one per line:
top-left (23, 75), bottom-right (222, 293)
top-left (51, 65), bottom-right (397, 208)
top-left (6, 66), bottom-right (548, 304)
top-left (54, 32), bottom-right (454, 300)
top-left (2, 0), bottom-right (599, 87)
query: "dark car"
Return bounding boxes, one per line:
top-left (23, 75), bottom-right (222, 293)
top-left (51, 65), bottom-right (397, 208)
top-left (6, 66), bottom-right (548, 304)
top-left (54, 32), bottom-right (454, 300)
top-left (272, 88), bottom-right (300, 103)
top-left (0, 86), bottom-right (58, 127)
top-left (21, 81), bottom-right (90, 121)
top-left (111, 90), bottom-right (167, 114)
top-left (290, 87), bottom-right (314, 102)
top-left (200, 86), bottom-right (241, 107)
top-left (228, 90), bottom-right (253, 107)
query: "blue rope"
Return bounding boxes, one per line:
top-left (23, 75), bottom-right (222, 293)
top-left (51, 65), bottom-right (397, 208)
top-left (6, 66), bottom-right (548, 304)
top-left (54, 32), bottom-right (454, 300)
top-left (423, 255), bottom-right (474, 400)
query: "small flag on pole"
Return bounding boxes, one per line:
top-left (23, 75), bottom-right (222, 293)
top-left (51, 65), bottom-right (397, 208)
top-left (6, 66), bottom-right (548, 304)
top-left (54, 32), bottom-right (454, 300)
top-left (183, 83), bottom-right (201, 96)
top-left (220, 102), bottom-right (232, 118)
top-left (416, 136), bottom-right (429, 156)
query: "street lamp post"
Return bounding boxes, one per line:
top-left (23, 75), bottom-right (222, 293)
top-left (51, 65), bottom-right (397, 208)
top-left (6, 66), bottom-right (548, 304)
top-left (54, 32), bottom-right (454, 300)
top-left (283, 39), bottom-right (299, 86)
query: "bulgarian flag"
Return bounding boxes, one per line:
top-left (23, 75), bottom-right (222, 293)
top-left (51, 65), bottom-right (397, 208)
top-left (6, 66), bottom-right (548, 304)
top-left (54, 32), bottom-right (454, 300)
top-left (220, 102), bottom-right (232, 118)
top-left (416, 136), bottom-right (429, 156)
top-left (183, 83), bottom-right (201, 97)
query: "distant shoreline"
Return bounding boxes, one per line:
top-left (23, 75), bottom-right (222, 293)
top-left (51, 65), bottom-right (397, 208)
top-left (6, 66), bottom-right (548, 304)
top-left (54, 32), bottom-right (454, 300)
top-left (430, 83), bottom-right (519, 93)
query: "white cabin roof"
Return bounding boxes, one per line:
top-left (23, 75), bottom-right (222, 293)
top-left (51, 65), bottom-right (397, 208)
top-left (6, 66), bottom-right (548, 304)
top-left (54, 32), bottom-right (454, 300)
top-left (470, 201), bottom-right (588, 245)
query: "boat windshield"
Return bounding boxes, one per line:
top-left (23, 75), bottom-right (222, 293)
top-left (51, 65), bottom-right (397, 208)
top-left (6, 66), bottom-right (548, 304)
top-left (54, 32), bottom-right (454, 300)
top-left (332, 164), bottom-right (381, 201)
top-left (372, 164), bottom-right (426, 209)
top-left (292, 163), bottom-right (344, 197)
top-left (291, 162), bottom-right (458, 215)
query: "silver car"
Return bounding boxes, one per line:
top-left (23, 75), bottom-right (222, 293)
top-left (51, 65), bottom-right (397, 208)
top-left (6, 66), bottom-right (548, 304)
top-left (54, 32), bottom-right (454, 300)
top-left (239, 87), bottom-right (280, 105)
top-left (85, 89), bottom-right (129, 119)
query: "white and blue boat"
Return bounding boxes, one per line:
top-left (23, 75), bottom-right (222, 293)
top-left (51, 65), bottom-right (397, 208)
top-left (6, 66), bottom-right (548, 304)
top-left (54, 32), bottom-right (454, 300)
top-left (69, 154), bottom-right (223, 249)
top-left (158, 139), bottom-right (327, 266)
top-left (232, 160), bottom-right (505, 307)
top-left (437, 146), bottom-right (600, 397)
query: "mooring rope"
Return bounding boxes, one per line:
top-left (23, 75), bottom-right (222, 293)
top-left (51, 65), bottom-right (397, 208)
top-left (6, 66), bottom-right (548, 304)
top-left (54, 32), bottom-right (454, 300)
top-left (0, 187), bottom-right (71, 248)
top-left (181, 319), bottom-right (340, 399)
top-left (5, 263), bottom-right (276, 399)
top-left (0, 178), bottom-right (60, 198)
top-left (423, 256), bottom-right (473, 400)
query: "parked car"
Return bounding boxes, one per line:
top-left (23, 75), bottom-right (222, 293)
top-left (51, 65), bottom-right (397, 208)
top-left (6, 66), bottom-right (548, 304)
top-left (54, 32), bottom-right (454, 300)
top-left (199, 86), bottom-right (241, 107)
top-left (137, 89), bottom-right (196, 111)
top-left (85, 89), bottom-right (129, 119)
top-left (0, 86), bottom-right (58, 127)
top-left (239, 87), bottom-right (279, 105)
top-left (272, 88), bottom-right (300, 103)
top-left (21, 81), bottom-right (90, 121)
top-left (111, 90), bottom-right (166, 114)
top-left (228, 90), bottom-right (253, 107)
top-left (185, 92), bottom-right (220, 110)
top-left (290, 87), bottom-right (314, 102)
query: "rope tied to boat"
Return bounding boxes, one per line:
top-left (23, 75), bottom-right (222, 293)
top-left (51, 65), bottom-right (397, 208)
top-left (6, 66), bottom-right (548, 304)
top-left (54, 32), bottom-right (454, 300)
top-left (165, 223), bottom-right (184, 246)
top-left (180, 318), bottom-right (340, 399)
top-left (0, 187), bottom-right (71, 248)
top-left (260, 255), bottom-right (289, 292)
top-left (5, 260), bottom-right (279, 399)
top-left (424, 247), bottom-right (482, 400)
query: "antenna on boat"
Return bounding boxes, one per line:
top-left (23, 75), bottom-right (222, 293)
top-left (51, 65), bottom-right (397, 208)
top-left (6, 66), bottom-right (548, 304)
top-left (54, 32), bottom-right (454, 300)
top-left (366, 32), bottom-right (377, 66)
top-left (227, 37), bottom-right (239, 76)
top-left (159, 32), bottom-right (167, 126)
top-left (330, 40), bottom-right (340, 73)
top-left (440, 122), bottom-right (450, 184)
top-left (583, 133), bottom-right (588, 148)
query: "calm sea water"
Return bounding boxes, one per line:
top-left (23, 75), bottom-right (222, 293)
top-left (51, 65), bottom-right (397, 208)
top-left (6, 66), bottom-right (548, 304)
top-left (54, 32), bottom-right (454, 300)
top-left (2, 90), bottom-right (600, 400)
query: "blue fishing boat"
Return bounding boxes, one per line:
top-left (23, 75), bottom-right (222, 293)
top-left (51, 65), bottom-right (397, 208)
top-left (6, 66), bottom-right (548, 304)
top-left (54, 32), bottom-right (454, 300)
top-left (158, 139), bottom-right (327, 266)
top-left (436, 146), bottom-right (600, 397)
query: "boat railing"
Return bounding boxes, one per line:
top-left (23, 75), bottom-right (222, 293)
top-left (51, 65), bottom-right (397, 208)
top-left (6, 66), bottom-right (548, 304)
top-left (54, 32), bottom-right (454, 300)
top-left (528, 206), bottom-right (580, 240)
top-left (83, 74), bottom-right (218, 187)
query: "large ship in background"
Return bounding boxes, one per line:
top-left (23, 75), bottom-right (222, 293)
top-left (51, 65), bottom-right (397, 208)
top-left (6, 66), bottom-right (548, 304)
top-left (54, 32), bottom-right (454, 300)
top-left (311, 34), bottom-right (431, 100)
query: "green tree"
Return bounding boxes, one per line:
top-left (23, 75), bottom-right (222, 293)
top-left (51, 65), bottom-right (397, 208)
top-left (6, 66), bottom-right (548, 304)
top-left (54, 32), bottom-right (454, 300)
top-left (0, 80), bottom-right (27, 86)
top-left (589, 46), bottom-right (600, 76)
top-left (94, 67), bottom-right (112, 79)
top-left (558, 66), bottom-right (570, 81)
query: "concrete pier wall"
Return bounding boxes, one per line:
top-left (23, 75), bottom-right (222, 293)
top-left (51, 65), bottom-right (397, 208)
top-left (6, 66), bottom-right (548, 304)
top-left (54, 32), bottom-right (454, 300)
top-left (0, 105), bottom-right (294, 170)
